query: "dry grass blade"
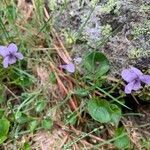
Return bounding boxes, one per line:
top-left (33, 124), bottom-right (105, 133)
top-left (43, 6), bottom-right (72, 64)
top-left (49, 62), bottom-right (78, 111)
top-left (52, 29), bottom-right (72, 64)
top-left (3, 84), bottom-right (20, 101)
top-left (53, 44), bottom-right (71, 64)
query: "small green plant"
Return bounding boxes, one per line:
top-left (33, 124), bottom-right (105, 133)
top-left (83, 51), bottom-right (110, 79)
top-left (113, 127), bottom-right (130, 149)
top-left (87, 98), bottom-right (122, 125)
top-left (42, 118), bottom-right (53, 130)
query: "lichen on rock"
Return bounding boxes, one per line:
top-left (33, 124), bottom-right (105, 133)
top-left (47, 0), bottom-right (149, 75)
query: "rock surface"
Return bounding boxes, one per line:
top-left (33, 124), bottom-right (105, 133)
top-left (47, 0), bottom-right (150, 75)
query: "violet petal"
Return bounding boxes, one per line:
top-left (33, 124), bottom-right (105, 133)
top-left (132, 80), bottom-right (142, 91)
top-left (124, 81), bottom-right (135, 94)
top-left (2, 56), bottom-right (9, 68)
top-left (0, 46), bottom-right (9, 57)
top-left (60, 63), bottom-right (75, 73)
top-left (130, 67), bottom-right (143, 76)
top-left (15, 52), bottom-right (24, 60)
top-left (8, 56), bottom-right (17, 64)
top-left (140, 75), bottom-right (150, 85)
top-left (8, 43), bottom-right (18, 53)
top-left (121, 69), bottom-right (137, 82)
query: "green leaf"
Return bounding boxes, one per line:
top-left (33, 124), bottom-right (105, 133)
top-left (49, 72), bottom-right (56, 84)
top-left (66, 112), bottom-right (77, 125)
top-left (28, 120), bottom-right (38, 132)
top-left (114, 128), bottom-right (130, 149)
top-left (42, 118), bottom-right (53, 130)
top-left (0, 109), bottom-right (5, 118)
top-left (84, 52), bottom-right (109, 78)
top-left (11, 69), bottom-right (35, 87)
top-left (0, 86), bottom-right (4, 103)
top-left (35, 100), bottom-right (46, 112)
top-left (0, 118), bottom-right (10, 136)
top-left (110, 104), bottom-right (122, 126)
top-left (74, 88), bottom-right (89, 97)
top-left (87, 98), bottom-right (111, 123)
top-left (0, 136), bottom-right (7, 144)
top-left (0, 95), bottom-right (4, 103)
top-left (23, 142), bottom-right (31, 150)
top-left (15, 112), bottom-right (31, 124)
top-left (15, 75), bottom-right (33, 87)
top-left (0, 118), bottom-right (10, 144)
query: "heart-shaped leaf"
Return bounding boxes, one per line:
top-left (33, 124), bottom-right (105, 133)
top-left (87, 98), bottom-right (111, 123)
top-left (84, 51), bottom-right (109, 78)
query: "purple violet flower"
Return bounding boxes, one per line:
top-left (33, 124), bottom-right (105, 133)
top-left (0, 43), bottom-right (24, 68)
top-left (60, 63), bottom-right (75, 73)
top-left (121, 67), bottom-right (150, 94)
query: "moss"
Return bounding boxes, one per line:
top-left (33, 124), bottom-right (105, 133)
top-left (128, 48), bottom-right (150, 59)
top-left (140, 4), bottom-right (150, 13)
top-left (48, 0), bottom-right (57, 11)
top-left (100, 0), bottom-right (120, 14)
top-left (132, 20), bottom-right (150, 39)
top-left (101, 24), bottom-right (112, 36)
